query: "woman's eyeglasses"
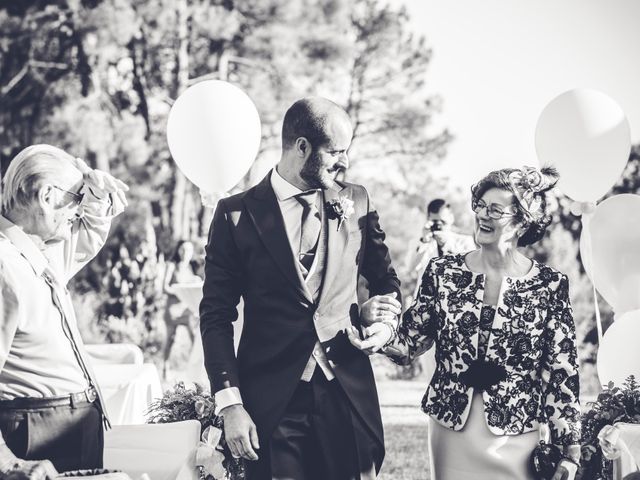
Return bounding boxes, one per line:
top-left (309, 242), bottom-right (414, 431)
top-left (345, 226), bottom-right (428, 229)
top-left (471, 198), bottom-right (517, 220)
top-left (53, 185), bottom-right (84, 205)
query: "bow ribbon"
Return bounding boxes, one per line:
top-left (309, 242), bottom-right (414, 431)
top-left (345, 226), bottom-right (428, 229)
top-left (195, 426), bottom-right (227, 479)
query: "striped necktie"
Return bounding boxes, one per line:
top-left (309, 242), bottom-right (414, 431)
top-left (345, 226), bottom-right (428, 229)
top-left (295, 191), bottom-right (322, 275)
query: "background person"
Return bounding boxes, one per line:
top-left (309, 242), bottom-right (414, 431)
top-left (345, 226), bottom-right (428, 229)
top-left (162, 239), bottom-right (202, 378)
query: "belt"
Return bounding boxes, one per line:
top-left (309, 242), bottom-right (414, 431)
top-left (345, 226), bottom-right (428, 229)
top-left (0, 387), bottom-right (98, 410)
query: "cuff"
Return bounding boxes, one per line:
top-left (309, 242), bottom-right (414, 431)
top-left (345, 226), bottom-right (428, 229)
top-left (214, 387), bottom-right (243, 415)
top-left (79, 185), bottom-right (112, 217)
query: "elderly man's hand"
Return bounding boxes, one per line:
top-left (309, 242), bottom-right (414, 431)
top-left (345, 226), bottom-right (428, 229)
top-left (0, 458), bottom-right (58, 480)
top-left (360, 293), bottom-right (401, 326)
top-left (75, 158), bottom-right (129, 215)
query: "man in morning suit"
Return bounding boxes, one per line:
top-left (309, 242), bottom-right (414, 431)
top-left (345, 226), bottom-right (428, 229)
top-left (200, 97), bottom-right (402, 480)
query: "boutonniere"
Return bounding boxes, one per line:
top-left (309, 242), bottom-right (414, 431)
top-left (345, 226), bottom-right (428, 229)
top-left (326, 196), bottom-right (354, 231)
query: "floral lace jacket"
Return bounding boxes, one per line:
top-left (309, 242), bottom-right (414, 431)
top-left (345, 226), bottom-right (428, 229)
top-left (384, 253), bottom-right (581, 446)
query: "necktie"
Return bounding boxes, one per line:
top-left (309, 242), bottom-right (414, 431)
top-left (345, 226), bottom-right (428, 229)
top-left (42, 268), bottom-right (111, 429)
top-left (296, 191), bottom-right (322, 275)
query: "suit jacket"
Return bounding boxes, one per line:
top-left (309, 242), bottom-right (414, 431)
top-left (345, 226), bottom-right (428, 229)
top-left (385, 253), bottom-right (581, 447)
top-left (199, 172), bottom-right (401, 470)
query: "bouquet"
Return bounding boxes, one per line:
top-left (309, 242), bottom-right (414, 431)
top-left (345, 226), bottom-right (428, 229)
top-left (146, 382), bottom-right (244, 480)
top-left (580, 375), bottom-right (640, 480)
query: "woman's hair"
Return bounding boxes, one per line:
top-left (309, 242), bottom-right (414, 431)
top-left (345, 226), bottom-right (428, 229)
top-left (170, 239), bottom-right (192, 263)
top-left (471, 166), bottom-right (559, 247)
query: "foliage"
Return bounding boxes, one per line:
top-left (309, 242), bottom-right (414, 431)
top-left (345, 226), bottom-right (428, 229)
top-left (146, 381), bottom-right (244, 480)
top-left (579, 376), bottom-right (640, 480)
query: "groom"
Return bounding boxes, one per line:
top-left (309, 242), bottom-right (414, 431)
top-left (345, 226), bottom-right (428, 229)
top-left (200, 97), bottom-right (402, 479)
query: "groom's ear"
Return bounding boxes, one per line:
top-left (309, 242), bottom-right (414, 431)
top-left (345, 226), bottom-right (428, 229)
top-left (295, 137), bottom-right (311, 158)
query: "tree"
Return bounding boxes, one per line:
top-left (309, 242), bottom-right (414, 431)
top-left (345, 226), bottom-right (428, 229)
top-left (0, 0), bottom-right (451, 365)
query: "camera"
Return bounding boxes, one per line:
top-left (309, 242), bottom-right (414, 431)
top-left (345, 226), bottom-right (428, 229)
top-left (429, 220), bottom-right (444, 233)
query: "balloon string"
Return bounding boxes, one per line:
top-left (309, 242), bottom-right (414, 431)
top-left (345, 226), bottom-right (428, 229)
top-left (581, 212), bottom-right (603, 342)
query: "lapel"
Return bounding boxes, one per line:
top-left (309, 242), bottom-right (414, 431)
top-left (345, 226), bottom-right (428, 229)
top-left (316, 183), bottom-right (350, 308)
top-left (243, 173), bottom-right (313, 304)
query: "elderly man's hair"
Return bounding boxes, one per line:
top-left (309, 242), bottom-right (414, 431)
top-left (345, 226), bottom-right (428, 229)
top-left (281, 97), bottom-right (350, 150)
top-left (1, 144), bottom-right (79, 214)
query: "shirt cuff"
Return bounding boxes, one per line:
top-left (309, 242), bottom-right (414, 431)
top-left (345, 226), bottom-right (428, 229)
top-left (214, 387), bottom-right (243, 415)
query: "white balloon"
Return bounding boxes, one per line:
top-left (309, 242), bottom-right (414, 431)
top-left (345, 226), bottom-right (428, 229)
top-left (535, 89), bottom-right (631, 202)
top-left (597, 312), bottom-right (640, 387)
top-left (167, 80), bottom-right (261, 193)
top-left (579, 194), bottom-right (640, 314)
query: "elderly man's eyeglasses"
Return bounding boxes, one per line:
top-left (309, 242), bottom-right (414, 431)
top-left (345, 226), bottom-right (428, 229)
top-left (471, 199), bottom-right (517, 220)
top-left (53, 185), bottom-right (84, 205)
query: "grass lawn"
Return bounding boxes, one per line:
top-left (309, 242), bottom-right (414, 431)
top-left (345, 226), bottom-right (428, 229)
top-left (379, 419), bottom-right (431, 480)
top-left (377, 380), bottom-right (432, 480)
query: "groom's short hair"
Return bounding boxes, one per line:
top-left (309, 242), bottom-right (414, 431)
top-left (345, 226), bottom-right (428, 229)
top-left (281, 97), bottom-right (349, 150)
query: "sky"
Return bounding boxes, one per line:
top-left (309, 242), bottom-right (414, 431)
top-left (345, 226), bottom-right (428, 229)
top-left (398, 0), bottom-right (640, 190)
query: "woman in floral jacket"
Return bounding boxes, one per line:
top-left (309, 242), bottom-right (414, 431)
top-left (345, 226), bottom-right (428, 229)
top-left (365, 167), bottom-right (581, 479)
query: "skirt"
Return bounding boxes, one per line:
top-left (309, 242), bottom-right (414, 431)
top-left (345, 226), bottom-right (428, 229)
top-left (428, 392), bottom-right (539, 480)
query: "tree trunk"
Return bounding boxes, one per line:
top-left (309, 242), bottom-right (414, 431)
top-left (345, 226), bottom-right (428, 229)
top-left (170, 0), bottom-right (192, 241)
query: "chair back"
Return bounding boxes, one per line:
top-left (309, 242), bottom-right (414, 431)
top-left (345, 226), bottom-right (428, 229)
top-left (104, 420), bottom-right (201, 480)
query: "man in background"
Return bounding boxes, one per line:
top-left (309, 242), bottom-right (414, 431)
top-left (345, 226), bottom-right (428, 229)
top-left (405, 198), bottom-right (475, 300)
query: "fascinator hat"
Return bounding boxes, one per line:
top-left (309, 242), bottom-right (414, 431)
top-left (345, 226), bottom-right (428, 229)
top-left (506, 166), bottom-right (559, 223)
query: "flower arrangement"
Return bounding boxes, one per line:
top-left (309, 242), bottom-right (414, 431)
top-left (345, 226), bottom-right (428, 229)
top-left (579, 376), bottom-right (640, 480)
top-left (146, 382), bottom-right (244, 480)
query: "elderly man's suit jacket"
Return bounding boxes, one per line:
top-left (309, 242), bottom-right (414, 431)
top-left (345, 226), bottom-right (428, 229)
top-left (200, 172), bottom-right (401, 472)
top-left (385, 253), bottom-right (581, 446)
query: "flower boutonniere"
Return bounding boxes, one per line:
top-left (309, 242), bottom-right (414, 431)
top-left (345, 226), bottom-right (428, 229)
top-left (326, 196), bottom-right (355, 231)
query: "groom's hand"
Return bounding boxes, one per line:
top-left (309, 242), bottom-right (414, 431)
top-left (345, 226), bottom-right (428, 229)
top-left (220, 405), bottom-right (260, 461)
top-left (361, 293), bottom-right (401, 326)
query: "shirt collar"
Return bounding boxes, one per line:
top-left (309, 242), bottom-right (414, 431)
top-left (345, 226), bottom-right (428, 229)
top-left (271, 167), bottom-right (307, 201)
top-left (0, 215), bottom-right (49, 277)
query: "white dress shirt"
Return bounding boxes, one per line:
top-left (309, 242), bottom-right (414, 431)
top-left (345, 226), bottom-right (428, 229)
top-left (0, 190), bottom-right (113, 399)
top-left (215, 168), bottom-right (335, 413)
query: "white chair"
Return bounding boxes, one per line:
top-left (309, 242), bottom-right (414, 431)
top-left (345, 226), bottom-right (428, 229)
top-left (103, 420), bottom-right (201, 480)
top-left (86, 343), bottom-right (145, 365)
top-left (599, 422), bottom-right (640, 479)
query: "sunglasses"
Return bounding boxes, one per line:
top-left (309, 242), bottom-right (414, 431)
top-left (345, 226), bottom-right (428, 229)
top-left (471, 198), bottom-right (517, 220)
top-left (53, 185), bottom-right (84, 205)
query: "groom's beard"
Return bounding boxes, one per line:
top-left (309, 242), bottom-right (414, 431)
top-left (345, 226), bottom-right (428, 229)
top-left (300, 150), bottom-right (343, 190)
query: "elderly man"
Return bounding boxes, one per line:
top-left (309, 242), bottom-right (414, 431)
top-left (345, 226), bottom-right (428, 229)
top-left (0, 145), bottom-right (127, 479)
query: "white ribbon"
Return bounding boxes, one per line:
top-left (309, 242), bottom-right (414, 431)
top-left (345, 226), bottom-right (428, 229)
top-left (579, 204), bottom-right (603, 342)
top-left (195, 425), bottom-right (227, 479)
